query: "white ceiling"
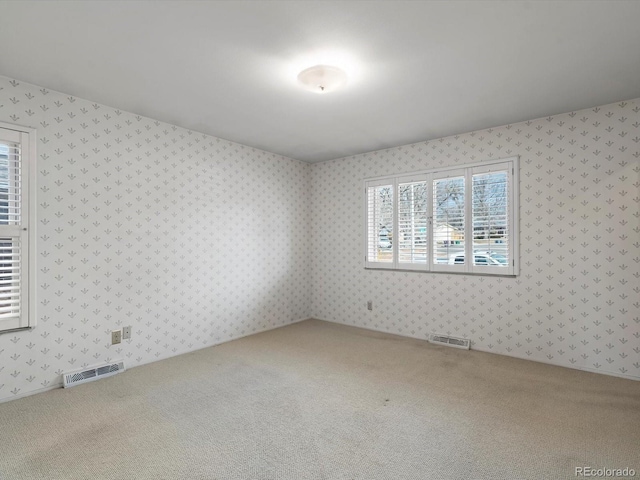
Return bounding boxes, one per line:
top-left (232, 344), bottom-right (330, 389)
top-left (1, 1), bottom-right (640, 163)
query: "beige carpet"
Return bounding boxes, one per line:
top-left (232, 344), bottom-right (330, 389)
top-left (0, 319), bottom-right (638, 480)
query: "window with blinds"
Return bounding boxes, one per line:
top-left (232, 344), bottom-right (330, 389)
top-left (364, 157), bottom-right (518, 275)
top-left (471, 166), bottom-right (510, 273)
top-left (432, 173), bottom-right (465, 272)
top-left (398, 177), bottom-right (428, 269)
top-left (0, 124), bottom-right (33, 332)
top-left (365, 182), bottom-right (394, 267)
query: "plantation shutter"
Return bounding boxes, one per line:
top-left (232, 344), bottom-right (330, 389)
top-left (470, 162), bottom-right (514, 274)
top-left (397, 176), bottom-right (428, 270)
top-left (364, 157), bottom-right (518, 276)
top-left (365, 180), bottom-right (394, 268)
top-left (431, 170), bottom-right (466, 272)
top-left (0, 126), bottom-right (30, 331)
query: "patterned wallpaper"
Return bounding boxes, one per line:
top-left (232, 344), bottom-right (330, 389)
top-left (0, 73), bottom-right (638, 403)
top-left (310, 99), bottom-right (640, 380)
top-left (0, 75), bottom-right (311, 402)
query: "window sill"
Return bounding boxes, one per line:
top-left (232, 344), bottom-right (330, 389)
top-left (0, 326), bottom-right (33, 335)
top-left (364, 266), bottom-right (517, 277)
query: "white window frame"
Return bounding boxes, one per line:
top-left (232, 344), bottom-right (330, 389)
top-left (0, 122), bottom-right (36, 333)
top-left (364, 156), bottom-right (519, 276)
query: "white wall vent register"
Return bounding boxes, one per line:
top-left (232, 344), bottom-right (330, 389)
top-left (428, 334), bottom-right (470, 350)
top-left (62, 360), bottom-right (125, 388)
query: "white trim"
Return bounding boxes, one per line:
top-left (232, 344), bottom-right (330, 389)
top-left (19, 131), bottom-right (30, 327)
top-left (313, 317), bottom-right (639, 382)
top-left (363, 183), bottom-right (368, 269)
top-left (512, 158), bottom-right (520, 276)
top-left (470, 345), bottom-right (639, 382)
top-left (364, 177), bottom-right (393, 188)
top-left (464, 168), bottom-right (473, 273)
top-left (0, 382), bottom-right (62, 404)
top-left (0, 122), bottom-right (36, 332)
top-left (0, 128), bottom-right (21, 143)
top-left (426, 172), bottom-right (433, 272)
top-left (392, 177), bottom-right (398, 269)
top-left (0, 316), bottom-right (313, 403)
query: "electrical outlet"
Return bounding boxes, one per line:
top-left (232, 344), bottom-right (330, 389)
top-left (367, 300), bottom-right (373, 311)
top-left (122, 326), bottom-right (131, 340)
top-left (111, 330), bottom-right (122, 345)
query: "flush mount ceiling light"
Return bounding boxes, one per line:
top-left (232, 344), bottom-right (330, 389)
top-left (297, 64), bottom-right (348, 94)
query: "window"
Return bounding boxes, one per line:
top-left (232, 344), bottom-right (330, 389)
top-left (366, 180), bottom-right (394, 267)
top-left (365, 157), bottom-right (518, 275)
top-left (0, 123), bottom-right (34, 332)
top-left (397, 176), bottom-right (428, 269)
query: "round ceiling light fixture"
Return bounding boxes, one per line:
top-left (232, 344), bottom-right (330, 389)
top-left (297, 64), bottom-right (347, 94)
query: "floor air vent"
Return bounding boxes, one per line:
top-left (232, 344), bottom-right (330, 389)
top-left (429, 333), bottom-right (470, 350)
top-left (63, 360), bottom-right (125, 388)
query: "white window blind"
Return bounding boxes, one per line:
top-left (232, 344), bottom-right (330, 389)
top-left (471, 165), bottom-right (511, 273)
top-left (0, 125), bottom-right (32, 332)
top-left (397, 177), bottom-right (428, 270)
top-left (365, 181), bottom-right (394, 267)
top-left (432, 172), bottom-right (466, 272)
top-left (364, 157), bottom-right (518, 275)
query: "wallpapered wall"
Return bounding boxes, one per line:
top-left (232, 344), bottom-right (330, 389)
top-left (310, 99), bottom-right (640, 380)
top-left (0, 73), bottom-right (638, 403)
top-left (0, 75), bottom-right (311, 401)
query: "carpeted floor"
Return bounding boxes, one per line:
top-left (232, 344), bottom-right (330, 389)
top-left (1, 319), bottom-right (639, 480)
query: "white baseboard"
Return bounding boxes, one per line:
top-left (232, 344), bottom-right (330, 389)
top-left (130, 316), bottom-right (312, 371)
top-left (312, 317), bottom-right (640, 382)
top-left (0, 382), bottom-right (62, 404)
top-left (0, 316), bottom-right (312, 404)
top-left (470, 344), bottom-right (639, 381)
top-left (9, 315), bottom-right (630, 404)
